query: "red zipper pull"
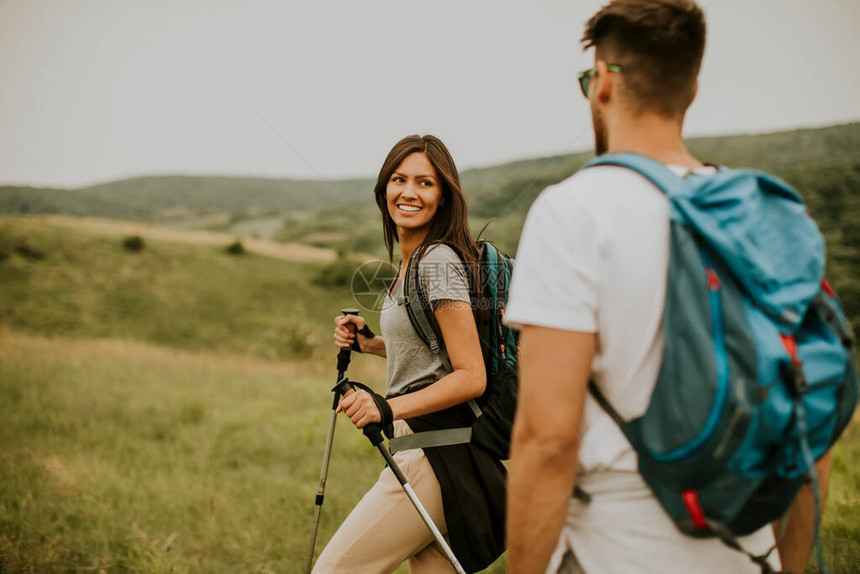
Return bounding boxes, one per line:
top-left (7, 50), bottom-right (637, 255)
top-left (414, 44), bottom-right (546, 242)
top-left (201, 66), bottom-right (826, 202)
top-left (779, 334), bottom-right (802, 366)
top-left (706, 268), bottom-right (721, 291)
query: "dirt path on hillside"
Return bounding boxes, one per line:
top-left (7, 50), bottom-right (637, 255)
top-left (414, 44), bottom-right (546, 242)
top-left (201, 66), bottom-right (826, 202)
top-left (14, 215), bottom-right (339, 262)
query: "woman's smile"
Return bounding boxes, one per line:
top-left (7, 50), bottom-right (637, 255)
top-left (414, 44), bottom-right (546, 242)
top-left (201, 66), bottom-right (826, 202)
top-left (397, 203), bottom-right (423, 213)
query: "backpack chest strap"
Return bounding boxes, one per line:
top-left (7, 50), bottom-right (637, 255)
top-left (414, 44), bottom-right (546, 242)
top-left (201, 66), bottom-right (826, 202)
top-left (389, 427), bottom-right (473, 454)
top-left (388, 400), bottom-right (482, 454)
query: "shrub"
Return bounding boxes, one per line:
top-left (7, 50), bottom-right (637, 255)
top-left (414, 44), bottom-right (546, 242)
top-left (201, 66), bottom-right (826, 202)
top-left (14, 241), bottom-right (45, 260)
top-left (122, 235), bottom-right (146, 252)
top-left (283, 328), bottom-right (318, 358)
top-left (313, 251), bottom-right (356, 288)
top-left (225, 240), bottom-right (245, 256)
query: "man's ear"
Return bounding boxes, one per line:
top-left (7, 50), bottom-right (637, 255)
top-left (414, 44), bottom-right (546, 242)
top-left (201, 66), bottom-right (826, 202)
top-left (593, 59), bottom-right (614, 104)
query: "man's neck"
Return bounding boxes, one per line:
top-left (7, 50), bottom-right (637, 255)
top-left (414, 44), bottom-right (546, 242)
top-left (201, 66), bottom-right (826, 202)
top-left (607, 113), bottom-right (702, 169)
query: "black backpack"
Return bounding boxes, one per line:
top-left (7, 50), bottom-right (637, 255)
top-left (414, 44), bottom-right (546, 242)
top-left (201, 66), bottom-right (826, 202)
top-left (388, 240), bottom-right (518, 460)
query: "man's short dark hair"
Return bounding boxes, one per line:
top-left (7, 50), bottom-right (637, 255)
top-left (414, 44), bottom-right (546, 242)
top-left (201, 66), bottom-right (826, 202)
top-left (581, 0), bottom-right (706, 118)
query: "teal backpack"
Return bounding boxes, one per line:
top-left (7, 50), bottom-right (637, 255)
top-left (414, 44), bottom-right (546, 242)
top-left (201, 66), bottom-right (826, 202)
top-left (584, 153), bottom-right (858, 573)
top-left (390, 240), bottom-right (518, 460)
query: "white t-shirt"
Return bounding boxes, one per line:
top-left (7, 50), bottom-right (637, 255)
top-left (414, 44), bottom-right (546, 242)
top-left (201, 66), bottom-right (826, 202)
top-left (503, 164), bottom-right (779, 573)
top-left (504, 164), bottom-right (679, 473)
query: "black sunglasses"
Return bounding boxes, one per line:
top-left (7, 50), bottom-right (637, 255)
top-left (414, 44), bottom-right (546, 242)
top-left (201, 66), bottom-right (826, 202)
top-left (577, 64), bottom-right (622, 97)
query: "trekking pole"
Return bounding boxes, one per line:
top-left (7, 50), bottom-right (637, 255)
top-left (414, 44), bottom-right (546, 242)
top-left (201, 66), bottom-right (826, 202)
top-left (304, 308), bottom-right (361, 574)
top-left (331, 377), bottom-right (467, 574)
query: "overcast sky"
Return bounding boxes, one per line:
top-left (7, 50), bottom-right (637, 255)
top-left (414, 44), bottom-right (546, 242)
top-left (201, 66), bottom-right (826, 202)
top-left (1, 0), bottom-right (858, 188)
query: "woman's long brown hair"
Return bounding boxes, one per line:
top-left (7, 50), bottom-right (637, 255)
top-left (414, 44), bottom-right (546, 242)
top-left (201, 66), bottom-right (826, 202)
top-left (373, 135), bottom-right (480, 274)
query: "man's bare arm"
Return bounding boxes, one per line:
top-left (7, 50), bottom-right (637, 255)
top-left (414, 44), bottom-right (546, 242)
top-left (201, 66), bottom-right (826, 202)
top-left (772, 451), bottom-right (832, 573)
top-left (507, 326), bottom-right (596, 574)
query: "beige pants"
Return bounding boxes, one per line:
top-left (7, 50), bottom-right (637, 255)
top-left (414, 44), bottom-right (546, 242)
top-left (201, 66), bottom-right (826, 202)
top-left (312, 420), bottom-right (451, 574)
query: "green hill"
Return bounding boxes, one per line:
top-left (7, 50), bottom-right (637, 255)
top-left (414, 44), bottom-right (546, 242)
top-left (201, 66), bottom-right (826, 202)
top-left (2, 122), bottom-right (858, 339)
top-left (0, 217), bottom-right (364, 362)
top-left (3, 123), bottom-right (857, 225)
top-left (0, 175), bottom-right (371, 222)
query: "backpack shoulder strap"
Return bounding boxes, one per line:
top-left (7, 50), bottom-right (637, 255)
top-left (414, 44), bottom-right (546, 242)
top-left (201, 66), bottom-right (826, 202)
top-left (587, 379), bottom-right (627, 428)
top-left (584, 152), bottom-right (689, 198)
top-left (403, 243), bottom-right (453, 372)
top-left (402, 242), bottom-right (482, 419)
top-left (482, 241), bottom-right (518, 371)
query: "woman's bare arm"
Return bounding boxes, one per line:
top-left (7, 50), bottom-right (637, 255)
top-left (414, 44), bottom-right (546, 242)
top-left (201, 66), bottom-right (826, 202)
top-left (387, 299), bottom-right (485, 420)
top-left (339, 299), bottom-right (485, 427)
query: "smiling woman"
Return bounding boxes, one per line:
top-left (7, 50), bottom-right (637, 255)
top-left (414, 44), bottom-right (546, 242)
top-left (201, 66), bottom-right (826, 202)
top-left (373, 135), bottom-right (479, 269)
top-left (314, 135), bottom-right (506, 573)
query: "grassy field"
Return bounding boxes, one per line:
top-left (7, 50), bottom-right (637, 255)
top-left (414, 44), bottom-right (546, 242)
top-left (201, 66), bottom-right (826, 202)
top-left (0, 329), bottom-right (856, 573)
top-left (0, 329), bottom-right (510, 573)
top-left (0, 216), bottom-right (857, 573)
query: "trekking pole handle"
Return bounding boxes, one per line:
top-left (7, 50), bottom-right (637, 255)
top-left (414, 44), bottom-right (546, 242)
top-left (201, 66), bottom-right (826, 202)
top-left (337, 308), bottom-right (360, 376)
top-left (331, 378), bottom-right (386, 447)
top-left (340, 308), bottom-right (360, 334)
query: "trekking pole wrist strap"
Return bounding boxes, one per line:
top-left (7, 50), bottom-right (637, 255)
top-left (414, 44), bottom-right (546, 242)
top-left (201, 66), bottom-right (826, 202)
top-left (351, 325), bottom-right (376, 353)
top-left (349, 381), bottom-right (394, 429)
top-left (357, 324), bottom-right (376, 338)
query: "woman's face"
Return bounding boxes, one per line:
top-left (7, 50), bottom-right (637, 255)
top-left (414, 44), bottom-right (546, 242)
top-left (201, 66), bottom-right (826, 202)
top-left (386, 152), bottom-right (443, 239)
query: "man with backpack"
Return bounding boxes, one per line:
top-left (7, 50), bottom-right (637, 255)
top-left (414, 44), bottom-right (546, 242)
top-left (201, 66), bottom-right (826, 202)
top-left (503, 1), bottom-right (855, 573)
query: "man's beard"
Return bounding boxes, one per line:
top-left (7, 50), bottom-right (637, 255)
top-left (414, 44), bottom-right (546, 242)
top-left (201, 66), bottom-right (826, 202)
top-left (591, 103), bottom-right (608, 156)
